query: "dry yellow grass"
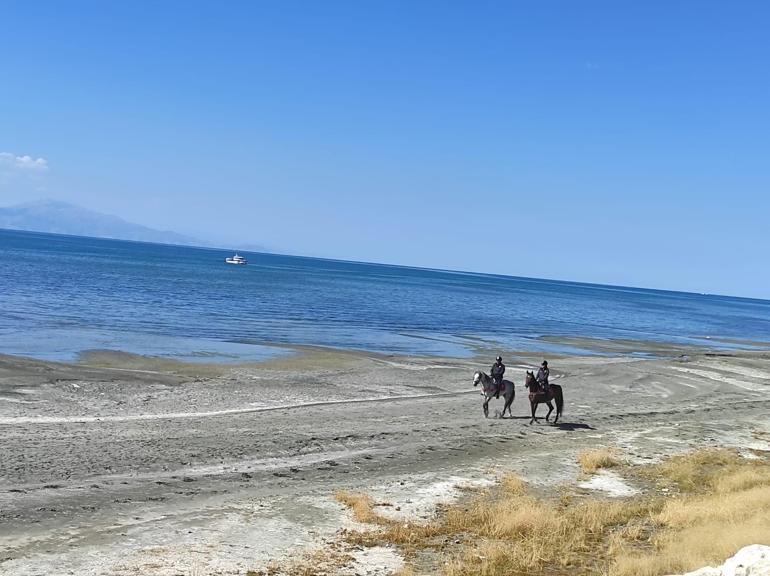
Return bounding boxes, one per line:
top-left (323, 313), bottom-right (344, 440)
top-left (499, 472), bottom-right (527, 495)
top-left (647, 448), bottom-right (739, 492)
top-left (714, 466), bottom-right (770, 493)
top-left (392, 565), bottom-right (416, 576)
top-left (334, 491), bottom-right (380, 524)
top-left (335, 490), bottom-right (444, 553)
top-left (615, 451), bottom-right (770, 575)
top-left (333, 449), bottom-right (770, 576)
top-left (605, 449), bottom-right (770, 576)
top-left (611, 515), bottom-right (770, 576)
top-left (658, 483), bottom-right (770, 527)
top-left (248, 545), bottom-right (353, 576)
top-left (577, 447), bottom-right (622, 473)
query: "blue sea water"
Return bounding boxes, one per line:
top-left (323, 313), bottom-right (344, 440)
top-left (1, 228), bottom-right (769, 363)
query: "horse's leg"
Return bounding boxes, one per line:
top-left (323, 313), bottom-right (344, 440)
top-left (545, 401), bottom-right (553, 422)
top-left (503, 390), bottom-right (513, 418)
top-left (530, 400), bottom-right (537, 424)
top-left (483, 397), bottom-right (489, 418)
top-left (553, 386), bottom-right (563, 423)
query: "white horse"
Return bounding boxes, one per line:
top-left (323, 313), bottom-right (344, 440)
top-left (473, 371), bottom-right (515, 418)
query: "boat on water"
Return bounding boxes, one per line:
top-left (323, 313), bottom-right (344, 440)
top-left (225, 253), bottom-right (247, 265)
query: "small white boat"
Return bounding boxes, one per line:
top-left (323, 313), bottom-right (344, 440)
top-left (225, 253), bottom-right (247, 265)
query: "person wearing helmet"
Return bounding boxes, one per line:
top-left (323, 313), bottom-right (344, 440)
top-left (536, 360), bottom-right (550, 394)
top-left (490, 356), bottom-right (506, 399)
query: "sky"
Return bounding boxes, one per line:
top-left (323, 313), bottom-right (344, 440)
top-left (1, 1), bottom-right (768, 298)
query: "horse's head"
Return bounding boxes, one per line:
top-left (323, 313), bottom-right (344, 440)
top-left (473, 371), bottom-right (483, 387)
top-left (524, 370), bottom-right (535, 388)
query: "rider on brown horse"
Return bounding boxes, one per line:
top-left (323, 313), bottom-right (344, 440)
top-left (491, 356), bottom-right (505, 398)
top-left (524, 366), bottom-right (563, 424)
top-left (536, 360), bottom-right (550, 394)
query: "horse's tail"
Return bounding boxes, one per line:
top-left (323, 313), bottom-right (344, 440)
top-left (553, 384), bottom-right (564, 416)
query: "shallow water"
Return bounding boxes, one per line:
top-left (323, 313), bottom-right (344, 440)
top-left (1, 228), bottom-right (769, 361)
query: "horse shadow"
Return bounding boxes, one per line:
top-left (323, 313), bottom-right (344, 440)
top-left (551, 422), bottom-right (595, 431)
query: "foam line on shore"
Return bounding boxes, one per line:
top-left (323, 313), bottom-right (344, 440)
top-left (0, 389), bottom-right (481, 425)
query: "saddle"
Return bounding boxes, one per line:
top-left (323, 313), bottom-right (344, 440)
top-left (530, 384), bottom-right (550, 399)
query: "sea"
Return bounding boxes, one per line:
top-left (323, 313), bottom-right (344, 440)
top-left (1, 228), bottom-right (769, 363)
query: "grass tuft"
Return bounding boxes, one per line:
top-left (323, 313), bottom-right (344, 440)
top-left (499, 472), bottom-right (527, 495)
top-left (334, 491), bottom-right (380, 524)
top-left (577, 447), bottom-right (621, 473)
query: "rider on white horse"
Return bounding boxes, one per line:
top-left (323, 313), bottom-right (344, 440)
top-left (491, 356), bottom-right (505, 399)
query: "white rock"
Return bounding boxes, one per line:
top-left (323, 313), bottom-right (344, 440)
top-left (723, 545), bottom-right (770, 576)
top-left (681, 568), bottom-right (720, 576)
top-left (577, 470), bottom-right (639, 497)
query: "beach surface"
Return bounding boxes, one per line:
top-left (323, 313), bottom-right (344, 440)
top-left (1, 342), bottom-right (770, 575)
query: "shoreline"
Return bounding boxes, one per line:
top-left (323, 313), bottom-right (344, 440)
top-left (1, 342), bottom-right (769, 575)
top-left (3, 325), bottom-right (770, 368)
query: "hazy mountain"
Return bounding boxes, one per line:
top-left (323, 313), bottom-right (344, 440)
top-left (0, 199), bottom-right (202, 246)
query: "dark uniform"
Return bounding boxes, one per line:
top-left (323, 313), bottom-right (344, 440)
top-left (536, 361), bottom-right (550, 394)
top-left (491, 357), bottom-right (505, 398)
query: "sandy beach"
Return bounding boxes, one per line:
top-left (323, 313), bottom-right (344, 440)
top-left (1, 342), bottom-right (769, 575)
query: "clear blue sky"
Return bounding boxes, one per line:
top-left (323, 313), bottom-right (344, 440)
top-left (1, 1), bottom-right (768, 298)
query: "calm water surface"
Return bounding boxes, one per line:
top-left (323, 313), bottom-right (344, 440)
top-left (1, 229), bottom-right (769, 362)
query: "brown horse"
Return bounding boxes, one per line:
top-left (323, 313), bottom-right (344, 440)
top-left (524, 371), bottom-right (564, 424)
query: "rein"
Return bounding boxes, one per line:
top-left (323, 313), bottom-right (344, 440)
top-left (476, 372), bottom-right (496, 394)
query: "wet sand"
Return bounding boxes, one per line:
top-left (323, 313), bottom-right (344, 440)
top-left (1, 343), bottom-right (769, 575)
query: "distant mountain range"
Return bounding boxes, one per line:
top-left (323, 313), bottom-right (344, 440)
top-left (0, 200), bottom-right (203, 246)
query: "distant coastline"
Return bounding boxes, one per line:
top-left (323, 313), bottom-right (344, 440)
top-left (0, 199), bottom-right (203, 245)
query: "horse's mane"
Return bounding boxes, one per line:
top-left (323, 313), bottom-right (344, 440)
top-left (477, 370), bottom-right (492, 381)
